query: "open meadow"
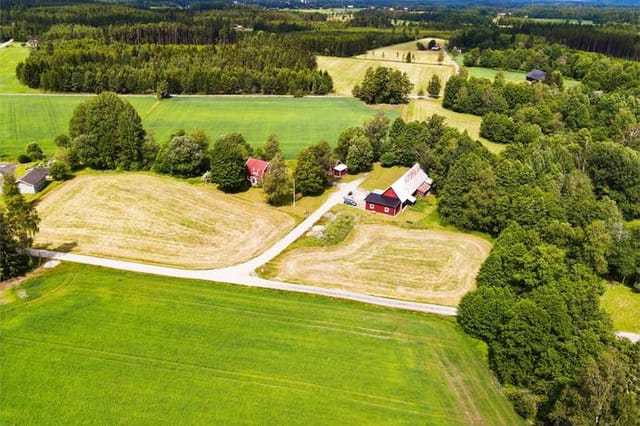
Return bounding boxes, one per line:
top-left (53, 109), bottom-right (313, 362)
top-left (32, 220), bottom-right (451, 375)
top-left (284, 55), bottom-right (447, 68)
top-left (602, 284), bottom-right (640, 333)
top-left (0, 95), bottom-right (394, 160)
top-left (34, 173), bottom-right (294, 268)
top-left (318, 38), bottom-right (456, 96)
top-left (0, 45), bottom-right (38, 93)
top-left (0, 263), bottom-right (522, 424)
top-left (270, 224), bottom-right (492, 306)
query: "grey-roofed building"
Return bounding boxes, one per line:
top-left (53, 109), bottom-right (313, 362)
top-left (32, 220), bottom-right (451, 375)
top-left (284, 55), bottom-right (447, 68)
top-left (17, 166), bottom-right (48, 194)
top-left (526, 69), bottom-right (546, 84)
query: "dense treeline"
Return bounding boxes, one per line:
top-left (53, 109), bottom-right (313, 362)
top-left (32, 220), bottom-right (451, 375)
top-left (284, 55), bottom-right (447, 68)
top-left (290, 31), bottom-right (412, 57)
top-left (451, 24), bottom-right (640, 62)
top-left (17, 32), bottom-right (332, 95)
top-left (0, 3), bottom-right (314, 42)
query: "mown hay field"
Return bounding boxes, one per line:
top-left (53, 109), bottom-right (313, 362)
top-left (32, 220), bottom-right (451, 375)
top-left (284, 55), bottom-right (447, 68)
top-left (34, 173), bottom-right (294, 268)
top-left (0, 95), bottom-right (394, 160)
top-left (0, 263), bottom-right (522, 425)
top-left (271, 224), bottom-right (492, 306)
top-left (318, 56), bottom-right (455, 96)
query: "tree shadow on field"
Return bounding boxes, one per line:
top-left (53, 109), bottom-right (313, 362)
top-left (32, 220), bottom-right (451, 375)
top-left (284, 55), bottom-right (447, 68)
top-left (40, 241), bottom-right (78, 253)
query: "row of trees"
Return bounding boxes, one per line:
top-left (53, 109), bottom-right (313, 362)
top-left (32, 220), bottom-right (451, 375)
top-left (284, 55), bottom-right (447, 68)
top-left (18, 33), bottom-right (332, 95)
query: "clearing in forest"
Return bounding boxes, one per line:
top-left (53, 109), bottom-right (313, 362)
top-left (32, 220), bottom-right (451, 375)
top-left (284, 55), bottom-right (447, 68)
top-left (0, 263), bottom-right (522, 424)
top-left (271, 224), bottom-right (492, 306)
top-left (34, 173), bottom-right (294, 268)
top-left (318, 38), bottom-right (456, 96)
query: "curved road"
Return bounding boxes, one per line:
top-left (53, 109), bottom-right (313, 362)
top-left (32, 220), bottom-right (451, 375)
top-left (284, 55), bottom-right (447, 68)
top-left (27, 176), bottom-right (640, 342)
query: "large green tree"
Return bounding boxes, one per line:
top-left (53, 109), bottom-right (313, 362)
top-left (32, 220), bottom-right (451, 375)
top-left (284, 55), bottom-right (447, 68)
top-left (352, 66), bottom-right (413, 104)
top-left (0, 175), bottom-right (40, 281)
top-left (155, 133), bottom-right (209, 178)
top-left (69, 92), bottom-right (152, 170)
top-left (263, 153), bottom-right (292, 206)
top-left (209, 133), bottom-right (249, 193)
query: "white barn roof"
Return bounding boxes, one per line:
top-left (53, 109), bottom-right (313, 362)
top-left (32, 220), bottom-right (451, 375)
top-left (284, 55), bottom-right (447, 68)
top-left (389, 164), bottom-right (432, 204)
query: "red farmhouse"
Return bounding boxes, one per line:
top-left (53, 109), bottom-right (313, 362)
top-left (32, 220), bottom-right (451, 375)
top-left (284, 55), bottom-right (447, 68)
top-left (245, 157), bottom-right (270, 186)
top-left (365, 164), bottom-right (433, 216)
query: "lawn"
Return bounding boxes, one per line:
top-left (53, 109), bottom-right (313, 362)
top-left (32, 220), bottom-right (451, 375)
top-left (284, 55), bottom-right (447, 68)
top-left (0, 95), bottom-right (395, 160)
top-left (269, 223), bottom-right (492, 306)
top-left (0, 45), bottom-right (38, 93)
top-left (602, 284), bottom-right (640, 333)
top-left (34, 173), bottom-right (294, 268)
top-left (0, 263), bottom-right (522, 424)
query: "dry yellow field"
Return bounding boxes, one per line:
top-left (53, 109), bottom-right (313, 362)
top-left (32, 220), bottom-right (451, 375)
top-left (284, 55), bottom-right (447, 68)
top-left (318, 38), bottom-right (455, 97)
top-left (35, 173), bottom-right (294, 268)
top-left (272, 224), bottom-right (492, 306)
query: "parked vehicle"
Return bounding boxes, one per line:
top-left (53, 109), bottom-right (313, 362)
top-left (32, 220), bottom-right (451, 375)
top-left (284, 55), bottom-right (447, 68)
top-left (343, 197), bottom-right (357, 206)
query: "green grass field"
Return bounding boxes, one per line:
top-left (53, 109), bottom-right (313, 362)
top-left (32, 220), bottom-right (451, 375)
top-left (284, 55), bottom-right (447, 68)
top-left (0, 95), bottom-right (395, 159)
top-left (602, 284), bottom-right (640, 333)
top-left (0, 263), bottom-right (521, 424)
top-left (0, 45), bottom-right (38, 93)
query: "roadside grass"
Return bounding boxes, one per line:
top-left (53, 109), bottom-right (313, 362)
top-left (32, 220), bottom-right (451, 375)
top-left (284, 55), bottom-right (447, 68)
top-left (34, 172), bottom-right (294, 268)
top-left (403, 99), bottom-right (506, 154)
top-left (0, 263), bottom-right (522, 425)
top-left (0, 45), bottom-right (38, 93)
top-left (602, 284), bottom-right (640, 333)
top-left (0, 95), bottom-right (395, 160)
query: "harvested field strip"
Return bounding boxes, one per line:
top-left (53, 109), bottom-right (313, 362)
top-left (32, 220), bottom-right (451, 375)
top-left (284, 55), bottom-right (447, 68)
top-left (272, 224), bottom-right (492, 306)
top-left (0, 264), bottom-right (522, 424)
top-left (34, 173), bottom-right (294, 268)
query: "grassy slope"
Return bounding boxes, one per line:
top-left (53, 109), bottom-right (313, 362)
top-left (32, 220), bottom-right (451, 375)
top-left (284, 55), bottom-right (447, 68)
top-left (602, 285), bottom-right (640, 333)
top-left (0, 96), bottom-right (396, 160)
top-left (0, 264), bottom-right (522, 425)
top-left (0, 45), bottom-right (37, 93)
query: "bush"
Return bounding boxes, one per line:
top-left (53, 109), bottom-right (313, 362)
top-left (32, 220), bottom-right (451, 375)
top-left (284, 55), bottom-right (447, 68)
top-left (315, 213), bottom-right (356, 246)
top-left (508, 388), bottom-right (539, 421)
top-left (25, 142), bottom-right (44, 161)
top-left (18, 154), bottom-right (31, 164)
top-left (49, 161), bottom-right (73, 181)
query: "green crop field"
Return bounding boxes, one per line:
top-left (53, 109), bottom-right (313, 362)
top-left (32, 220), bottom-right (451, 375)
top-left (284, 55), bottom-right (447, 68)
top-left (0, 263), bottom-right (521, 424)
top-left (0, 95), bottom-right (395, 160)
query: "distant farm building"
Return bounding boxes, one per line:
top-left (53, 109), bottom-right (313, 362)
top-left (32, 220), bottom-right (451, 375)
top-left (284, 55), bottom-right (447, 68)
top-left (245, 157), bottom-right (270, 186)
top-left (332, 160), bottom-right (348, 178)
top-left (526, 69), bottom-right (546, 84)
top-left (365, 164), bottom-right (433, 216)
top-left (17, 166), bottom-right (48, 194)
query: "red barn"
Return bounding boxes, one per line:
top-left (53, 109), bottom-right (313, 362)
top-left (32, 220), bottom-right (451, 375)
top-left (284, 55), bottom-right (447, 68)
top-left (365, 164), bottom-right (433, 216)
top-left (245, 157), bottom-right (270, 186)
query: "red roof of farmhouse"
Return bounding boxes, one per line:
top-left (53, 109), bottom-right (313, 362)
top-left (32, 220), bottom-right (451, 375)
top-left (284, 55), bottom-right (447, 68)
top-left (245, 157), bottom-right (270, 179)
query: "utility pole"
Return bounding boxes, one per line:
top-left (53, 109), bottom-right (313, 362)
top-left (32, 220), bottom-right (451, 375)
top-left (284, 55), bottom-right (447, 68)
top-left (293, 179), bottom-right (296, 208)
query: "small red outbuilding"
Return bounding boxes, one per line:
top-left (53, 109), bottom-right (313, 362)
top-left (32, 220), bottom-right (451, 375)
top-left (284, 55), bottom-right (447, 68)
top-left (245, 157), bottom-right (270, 186)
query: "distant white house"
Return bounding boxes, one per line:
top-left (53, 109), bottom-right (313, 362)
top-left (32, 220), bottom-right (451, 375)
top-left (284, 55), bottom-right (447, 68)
top-left (17, 167), bottom-right (48, 194)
